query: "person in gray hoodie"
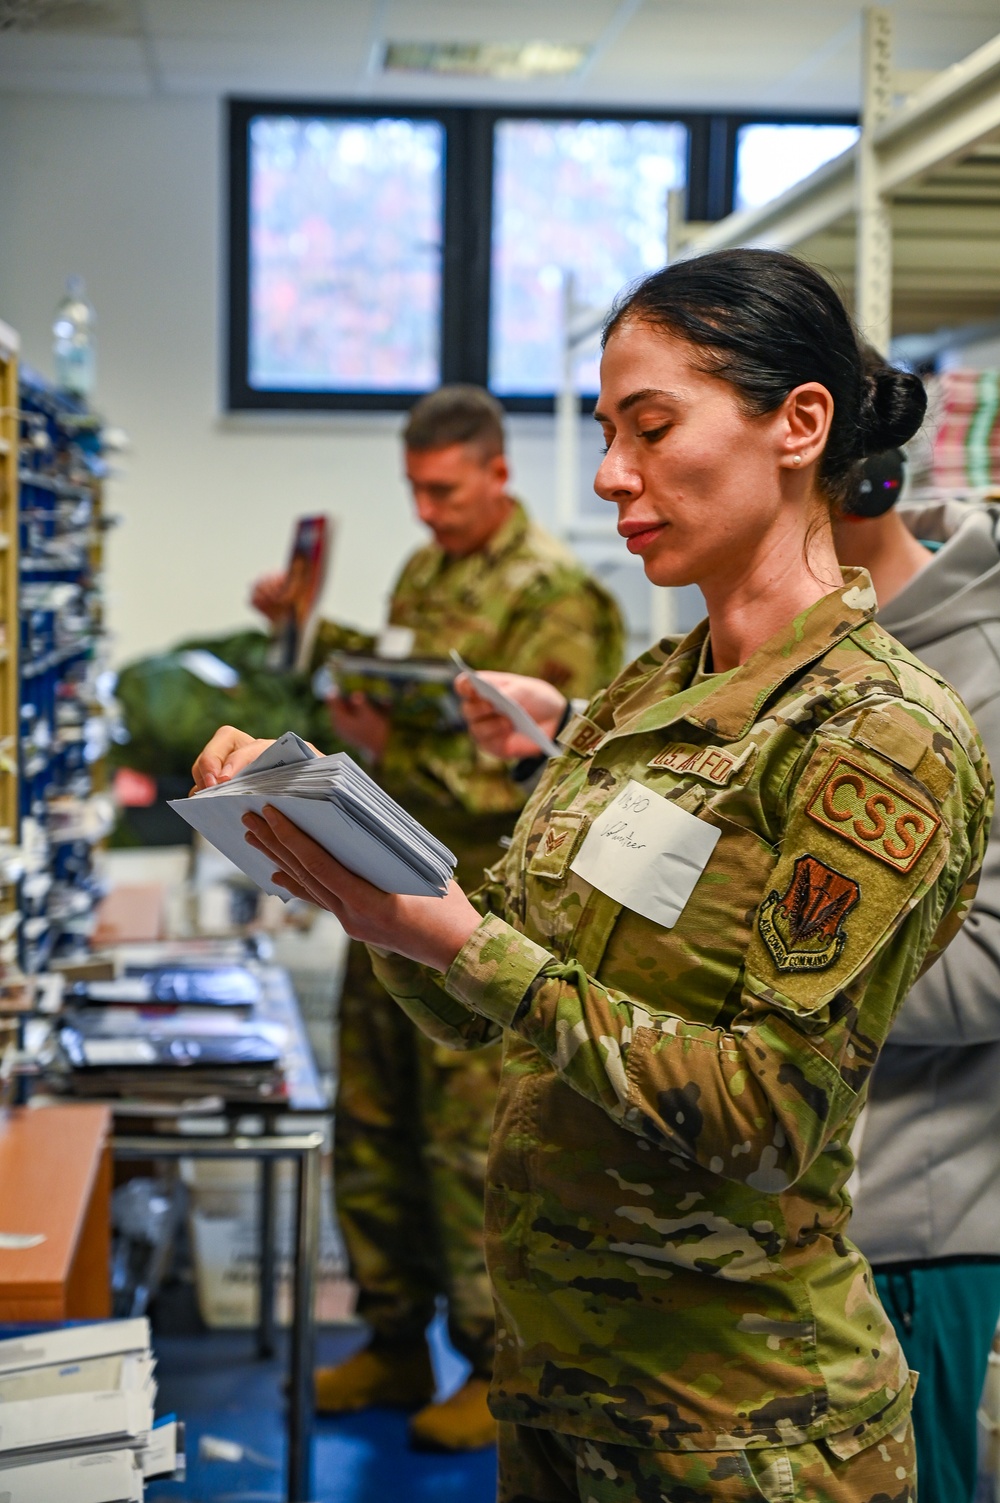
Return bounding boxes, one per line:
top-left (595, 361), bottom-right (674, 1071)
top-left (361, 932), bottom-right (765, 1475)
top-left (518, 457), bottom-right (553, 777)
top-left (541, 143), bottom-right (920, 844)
top-left (835, 456), bottom-right (1000, 1503)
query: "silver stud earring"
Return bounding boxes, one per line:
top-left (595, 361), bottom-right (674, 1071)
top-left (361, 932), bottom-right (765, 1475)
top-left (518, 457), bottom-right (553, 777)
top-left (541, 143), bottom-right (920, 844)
top-left (792, 454), bottom-right (802, 466)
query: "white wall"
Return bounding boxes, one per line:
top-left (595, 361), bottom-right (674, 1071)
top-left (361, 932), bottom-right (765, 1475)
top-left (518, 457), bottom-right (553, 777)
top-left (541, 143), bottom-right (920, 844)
top-left (0, 91), bottom-right (568, 665)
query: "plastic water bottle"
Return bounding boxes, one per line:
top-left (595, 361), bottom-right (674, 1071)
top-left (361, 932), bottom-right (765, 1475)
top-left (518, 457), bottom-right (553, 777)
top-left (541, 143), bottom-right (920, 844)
top-left (52, 275), bottom-right (96, 400)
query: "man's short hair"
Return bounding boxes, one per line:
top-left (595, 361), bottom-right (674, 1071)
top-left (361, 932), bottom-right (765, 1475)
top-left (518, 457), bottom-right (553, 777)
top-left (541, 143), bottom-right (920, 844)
top-left (403, 385), bottom-right (506, 460)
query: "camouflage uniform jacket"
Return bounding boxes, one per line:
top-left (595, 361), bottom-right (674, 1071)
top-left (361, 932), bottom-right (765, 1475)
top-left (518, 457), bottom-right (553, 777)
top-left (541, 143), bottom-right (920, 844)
top-left (315, 500), bottom-right (624, 819)
top-left (370, 571), bottom-right (992, 1453)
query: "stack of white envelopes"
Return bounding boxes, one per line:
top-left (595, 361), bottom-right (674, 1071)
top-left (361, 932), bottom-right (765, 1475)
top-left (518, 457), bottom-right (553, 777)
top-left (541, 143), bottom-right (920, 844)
top-left (170, 732), bottom-right (456, 898)
top-left (0, 1318), bottom-right (183, 1500)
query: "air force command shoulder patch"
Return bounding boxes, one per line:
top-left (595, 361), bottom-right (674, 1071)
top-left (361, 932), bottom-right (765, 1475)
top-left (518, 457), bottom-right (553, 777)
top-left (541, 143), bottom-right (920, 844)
top-left (758, 854), bottom-right (860, 972)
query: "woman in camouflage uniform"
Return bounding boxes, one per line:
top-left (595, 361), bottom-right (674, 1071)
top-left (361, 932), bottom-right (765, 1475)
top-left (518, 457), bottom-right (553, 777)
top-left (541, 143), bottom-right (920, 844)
top-left (242, 250), bottom-right (992, 1502)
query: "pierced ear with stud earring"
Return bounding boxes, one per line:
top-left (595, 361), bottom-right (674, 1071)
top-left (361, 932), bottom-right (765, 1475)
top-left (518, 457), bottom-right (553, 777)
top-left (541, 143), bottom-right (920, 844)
top-left (792, 455), bottom-right (802, 466)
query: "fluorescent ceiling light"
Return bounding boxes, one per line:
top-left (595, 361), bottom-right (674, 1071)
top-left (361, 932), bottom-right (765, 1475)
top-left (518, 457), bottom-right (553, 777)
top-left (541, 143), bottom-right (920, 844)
top-left (383, 40), bottom-right (588, 79)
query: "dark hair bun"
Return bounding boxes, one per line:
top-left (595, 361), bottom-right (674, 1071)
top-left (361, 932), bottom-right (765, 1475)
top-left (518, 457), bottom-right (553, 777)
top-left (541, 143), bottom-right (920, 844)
top-left (859, 366), bottom-right (927, 455)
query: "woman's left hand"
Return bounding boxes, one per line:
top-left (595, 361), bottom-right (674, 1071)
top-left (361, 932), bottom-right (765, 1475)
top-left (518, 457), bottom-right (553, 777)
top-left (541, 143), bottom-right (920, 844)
top-left (243, 807), bottom-right (482, 972)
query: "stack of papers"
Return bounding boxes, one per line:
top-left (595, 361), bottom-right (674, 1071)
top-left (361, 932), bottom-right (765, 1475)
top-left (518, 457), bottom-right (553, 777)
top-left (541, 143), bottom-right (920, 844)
top-left (54, 1012), bottom-right (287, 1103)
top-left (169, 733), bottom-right (456, 899)
top-left (67, 965), bottom-right (263, 1011)
top-left (0, 1319), bottom-right (183, 1499)
top-left (324, 650), bottom-right (464, 731)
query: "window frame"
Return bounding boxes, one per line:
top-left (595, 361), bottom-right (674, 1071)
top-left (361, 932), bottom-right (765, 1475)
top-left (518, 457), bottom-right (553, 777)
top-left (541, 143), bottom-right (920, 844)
top-left (226, 99), bottom-right (856, 414)
top-left (727, 111), bottom-right (861, 218)
top-left (227, 97), bottom-right (465, 411)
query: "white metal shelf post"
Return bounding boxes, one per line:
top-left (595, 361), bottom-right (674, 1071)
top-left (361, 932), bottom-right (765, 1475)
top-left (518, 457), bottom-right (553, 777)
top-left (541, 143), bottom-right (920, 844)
top-left (857, 7), bottom-right (895, 353)
top-left (555, 270), bottom-right (581, 537)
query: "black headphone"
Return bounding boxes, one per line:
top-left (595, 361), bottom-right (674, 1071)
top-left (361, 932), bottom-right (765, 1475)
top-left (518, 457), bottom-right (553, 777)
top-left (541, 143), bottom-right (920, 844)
top-left (846, 448), bottom-right (905, 518)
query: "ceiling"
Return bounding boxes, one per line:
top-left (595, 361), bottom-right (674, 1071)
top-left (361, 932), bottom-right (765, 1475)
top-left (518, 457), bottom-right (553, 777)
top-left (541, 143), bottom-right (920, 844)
top-left (0, 0), bottom-right (997, 113)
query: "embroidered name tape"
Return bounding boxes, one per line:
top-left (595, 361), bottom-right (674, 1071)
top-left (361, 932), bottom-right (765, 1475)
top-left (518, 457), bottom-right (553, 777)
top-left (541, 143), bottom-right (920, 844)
top-left (559, 714), bottom-right (605, 756)
top-left (806, 755), bottom-right (940, 874)
top-left (648, 741), bottom-right (756, 786)
top-left (569, 779), bottom-right (721, 929)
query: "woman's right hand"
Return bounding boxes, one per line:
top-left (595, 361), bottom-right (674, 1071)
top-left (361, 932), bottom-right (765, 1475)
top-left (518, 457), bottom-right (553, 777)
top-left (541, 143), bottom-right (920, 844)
top-left (190, 727), bottom-right (276, 791)
top-left (455, 671), bottom-right (567, 760)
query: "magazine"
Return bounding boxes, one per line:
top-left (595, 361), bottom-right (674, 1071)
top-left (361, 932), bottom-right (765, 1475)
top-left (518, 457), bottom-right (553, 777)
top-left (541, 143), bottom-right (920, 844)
top-left (267, 514), bottom-right (332, 673)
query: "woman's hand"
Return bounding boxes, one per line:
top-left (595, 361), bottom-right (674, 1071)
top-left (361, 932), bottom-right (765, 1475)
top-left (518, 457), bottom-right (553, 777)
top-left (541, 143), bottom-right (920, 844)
top-left (191, 727), bottom-right (277, 791)
top-left (243, 806), bottom-right (482, 971)
top-left (192, 725), bottom-right (326, 790)
top-left (455, 671), bottom-right (567, 760)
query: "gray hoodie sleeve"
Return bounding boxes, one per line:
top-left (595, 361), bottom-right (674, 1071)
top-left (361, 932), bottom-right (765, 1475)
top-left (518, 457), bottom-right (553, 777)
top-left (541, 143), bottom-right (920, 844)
top-left (889, 689), bottom-right (1000, 1046)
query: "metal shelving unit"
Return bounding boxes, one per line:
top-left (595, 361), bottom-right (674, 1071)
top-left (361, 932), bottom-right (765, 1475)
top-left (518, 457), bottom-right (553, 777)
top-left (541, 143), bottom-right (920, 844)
top-left (16, 373), bottom-right (117, 974)
top-left (0, 320), bottom-right (20, 979)
top-left (672, 9), bottom-right (1000, 352)
top-left (552, 9), bottom-right (1000, 607)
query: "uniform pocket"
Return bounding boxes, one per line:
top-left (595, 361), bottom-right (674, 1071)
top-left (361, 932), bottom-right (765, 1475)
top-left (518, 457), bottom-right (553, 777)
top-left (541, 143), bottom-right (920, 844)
top-left (738, 1448), bottom-right (796, 1503)
top-left (526, 809), bottom-right (590, 881)
top-left (599, 809), bottom-right (778, 1027)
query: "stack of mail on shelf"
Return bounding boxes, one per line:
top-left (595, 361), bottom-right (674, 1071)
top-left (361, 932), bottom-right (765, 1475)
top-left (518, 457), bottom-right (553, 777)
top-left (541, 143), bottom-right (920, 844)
top-left (169, 733), bottom-right (457, 899)
top-left (51, 959), bottom-right (288, 1105)
top-left (0, 1318), bottom-right (183, 1499)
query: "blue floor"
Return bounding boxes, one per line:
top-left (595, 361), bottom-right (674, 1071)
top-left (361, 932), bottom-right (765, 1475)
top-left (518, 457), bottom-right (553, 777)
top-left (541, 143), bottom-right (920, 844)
top-left (147, 1315), bottom-right (498, 1503)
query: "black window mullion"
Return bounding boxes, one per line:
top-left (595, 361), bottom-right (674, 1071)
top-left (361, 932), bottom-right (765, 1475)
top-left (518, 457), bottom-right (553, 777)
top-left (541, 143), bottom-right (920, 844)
top-left (440, 109), bottom-right (493, 388)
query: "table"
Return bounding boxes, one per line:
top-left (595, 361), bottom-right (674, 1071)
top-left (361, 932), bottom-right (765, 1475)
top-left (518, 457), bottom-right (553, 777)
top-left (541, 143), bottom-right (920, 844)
top-left (26, 953), bottom-right (330, 1501)
top-left (114, 1127), bottom-right (323, 1503)
top-left (0, 1103), bottom-right (111, 1321)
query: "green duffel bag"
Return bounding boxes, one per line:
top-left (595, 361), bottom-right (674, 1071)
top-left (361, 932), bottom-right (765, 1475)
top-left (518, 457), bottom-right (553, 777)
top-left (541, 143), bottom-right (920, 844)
top-left (111, 629), bottom-right (339, 781)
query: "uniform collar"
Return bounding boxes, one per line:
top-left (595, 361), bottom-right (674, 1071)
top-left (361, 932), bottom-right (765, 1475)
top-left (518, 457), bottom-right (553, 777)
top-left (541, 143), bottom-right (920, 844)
top-left (606, 568), bottom-right (878, 745)
top-left (479, 496), bottom-right (527, 563)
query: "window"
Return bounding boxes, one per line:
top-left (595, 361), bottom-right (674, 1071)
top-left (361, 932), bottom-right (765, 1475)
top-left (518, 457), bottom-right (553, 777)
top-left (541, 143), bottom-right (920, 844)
top-left (734, 123), bottom-right (860, 213)
top-left (489, 118), bottom-right (687, 397)
top-left (247, 114), bottom-right (444, 394)
top-left (227, 102), bottom-right (856, 410)
top-left (229, 103), bottom-right (450, 409)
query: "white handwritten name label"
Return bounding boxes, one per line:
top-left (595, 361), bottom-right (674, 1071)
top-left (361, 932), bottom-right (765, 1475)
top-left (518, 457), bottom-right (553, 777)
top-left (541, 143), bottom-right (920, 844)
top-left (570, 779), bottom-right (721, 929)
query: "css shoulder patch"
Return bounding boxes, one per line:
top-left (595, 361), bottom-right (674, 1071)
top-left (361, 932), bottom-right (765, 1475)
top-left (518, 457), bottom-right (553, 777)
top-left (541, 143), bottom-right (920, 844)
top-left (758, 854), bottom-right (860, 972)
top-left (806, 755), bottom-right (940, 874)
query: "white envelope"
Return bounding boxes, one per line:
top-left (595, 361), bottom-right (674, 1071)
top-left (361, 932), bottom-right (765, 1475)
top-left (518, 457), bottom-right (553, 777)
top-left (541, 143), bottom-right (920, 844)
top-left (0, 1450), bottom-right (144, 1502)
top-left (0, 1388), bottom-right (152, 1457)
top-left (0, 1319), bottom-right (150, 1376)
top-left (570, 780), bottom-right (721, 929)
top-left (449, 651), bottom-right (561, 758)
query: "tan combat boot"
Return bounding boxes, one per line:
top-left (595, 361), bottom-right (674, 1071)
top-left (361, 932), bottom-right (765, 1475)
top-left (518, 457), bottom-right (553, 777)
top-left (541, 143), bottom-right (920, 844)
top-left (314, 1343), bottom-right (435, 1414)
top-left (408, 1375), bottom-right (497, 1451)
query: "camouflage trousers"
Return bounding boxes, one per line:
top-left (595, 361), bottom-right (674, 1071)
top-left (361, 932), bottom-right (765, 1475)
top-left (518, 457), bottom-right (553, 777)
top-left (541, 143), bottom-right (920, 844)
top-left (333, 936), bottom-right (501, 1375)
top-left (497, 1416), bottom-right (917, 1503)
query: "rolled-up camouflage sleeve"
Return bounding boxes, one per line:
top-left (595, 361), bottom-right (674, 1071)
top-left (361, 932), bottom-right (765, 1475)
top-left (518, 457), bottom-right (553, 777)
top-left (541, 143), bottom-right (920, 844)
top-left (439, 733), bottom-right (991, 1191)
top-left (367, 861), bottom-right (510, 1051)
top-left (368, 945), bottom-right (503, 1051)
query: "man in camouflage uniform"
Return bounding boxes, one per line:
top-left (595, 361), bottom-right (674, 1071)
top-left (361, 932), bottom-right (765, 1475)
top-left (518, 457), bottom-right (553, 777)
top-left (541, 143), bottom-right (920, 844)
top-left (284, 386), bottom-right (624, 1449)
top-left (363, 571), bottom-right (991, 1498)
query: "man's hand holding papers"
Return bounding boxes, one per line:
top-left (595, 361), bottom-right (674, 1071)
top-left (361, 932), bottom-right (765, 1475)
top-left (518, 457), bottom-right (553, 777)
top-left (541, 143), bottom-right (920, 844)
top-left (454, 669), bottom-right (567, 761)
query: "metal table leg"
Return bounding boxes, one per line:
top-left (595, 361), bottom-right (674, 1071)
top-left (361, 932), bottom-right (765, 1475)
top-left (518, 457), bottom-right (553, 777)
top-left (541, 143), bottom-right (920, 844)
top-left (287, 1138), bottom-right (320, 1503)
top-left (258, 1157), bottom-right (278, 1359)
